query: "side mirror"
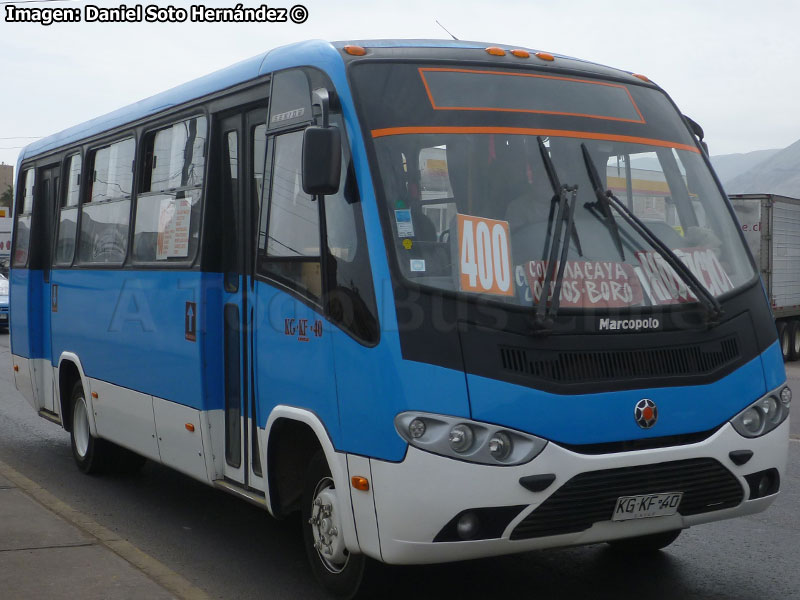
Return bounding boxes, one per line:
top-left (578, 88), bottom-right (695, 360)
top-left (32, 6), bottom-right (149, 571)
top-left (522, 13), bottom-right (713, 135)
top-left (302, 126), bottom-right (341, 196)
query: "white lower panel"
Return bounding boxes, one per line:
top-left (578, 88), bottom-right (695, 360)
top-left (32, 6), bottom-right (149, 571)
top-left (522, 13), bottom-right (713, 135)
top-left (29, 359), bottom-right (55, 413)
top-left (347, 455), bottom-right (382, 561)
top-left (90, 378), bottom-right (161, 461)
top-left (12, 355), bottom-right (35, 409)
top-left (153, 397), bottom-right (209, 482)
top-left (370, 420), bottom-right (789, 565)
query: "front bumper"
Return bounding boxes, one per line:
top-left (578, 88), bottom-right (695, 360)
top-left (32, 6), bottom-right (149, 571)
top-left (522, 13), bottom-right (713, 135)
top-left (366, 419), bottom-right (789, 565)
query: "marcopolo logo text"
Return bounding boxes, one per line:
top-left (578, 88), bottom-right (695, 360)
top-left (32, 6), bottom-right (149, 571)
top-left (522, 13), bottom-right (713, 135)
top-left (598, 317), bottom-right (661, 332)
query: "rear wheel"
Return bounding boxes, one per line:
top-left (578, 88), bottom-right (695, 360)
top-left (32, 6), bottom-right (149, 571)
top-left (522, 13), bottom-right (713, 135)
top-left (302, 451), bottom-right (368, 599)
top-left (789, 320), bottom-right (800, 362)
top-left (778, 321), bottom-right (790, 362)
top-left (70, 381), bottom-right (110, 474)
top-left (607, 529), bottom-right (681, 553)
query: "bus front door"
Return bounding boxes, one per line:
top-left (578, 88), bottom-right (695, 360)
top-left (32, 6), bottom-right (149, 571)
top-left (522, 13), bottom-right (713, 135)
top-left (218, 109), bottom-right (267, 491)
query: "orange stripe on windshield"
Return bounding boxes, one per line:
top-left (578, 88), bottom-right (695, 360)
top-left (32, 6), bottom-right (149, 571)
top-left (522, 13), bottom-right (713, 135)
top-left (370, 126), bottom-right (700, 154)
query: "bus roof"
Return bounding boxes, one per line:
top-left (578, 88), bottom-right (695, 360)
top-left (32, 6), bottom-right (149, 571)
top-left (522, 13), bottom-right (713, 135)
top-left (19, 39), bottom-right (638, 164)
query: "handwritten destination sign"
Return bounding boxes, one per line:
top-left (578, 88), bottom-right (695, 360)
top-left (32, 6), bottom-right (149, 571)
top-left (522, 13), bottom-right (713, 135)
top-left (519, 260), bottom-right (644, 308)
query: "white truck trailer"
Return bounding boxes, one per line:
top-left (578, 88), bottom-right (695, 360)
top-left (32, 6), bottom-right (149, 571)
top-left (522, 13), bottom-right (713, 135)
top-left (730, 193), bottom-right (800, 361)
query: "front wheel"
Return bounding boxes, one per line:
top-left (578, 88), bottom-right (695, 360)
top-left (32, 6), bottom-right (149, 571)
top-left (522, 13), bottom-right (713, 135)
top-left (302, 451), bottom-right (368, 599)
top-left (606, 529), bottom-right (681, 553)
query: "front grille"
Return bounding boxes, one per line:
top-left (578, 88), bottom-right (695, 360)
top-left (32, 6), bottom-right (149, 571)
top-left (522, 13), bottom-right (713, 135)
top-left (499, 335), bottom-right (739, 385)
top-left (511, 458), bottom-right (743, 540)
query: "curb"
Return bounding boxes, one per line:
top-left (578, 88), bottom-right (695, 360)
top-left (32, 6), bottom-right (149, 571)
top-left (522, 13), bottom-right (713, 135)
top-left (0, 458), bottom-right (210, 600)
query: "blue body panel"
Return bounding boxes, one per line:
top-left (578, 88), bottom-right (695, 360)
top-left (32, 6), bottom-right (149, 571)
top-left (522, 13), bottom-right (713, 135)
top-left (468, 348), bottom-right (771, 445)
top-left (10, 268), bottom-right (44, 358)
top-left (46, 269), bottom-right (224, 411)
top-left (760, 341), bottom-right (786, 391)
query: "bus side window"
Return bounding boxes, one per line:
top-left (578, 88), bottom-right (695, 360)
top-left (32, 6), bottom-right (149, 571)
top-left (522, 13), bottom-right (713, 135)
top-left (54, 153), bottom-right (81, 266)
top-left (78, 138), bottom-right (135, 264)
top-left (258, 130), bottom-right (322, 300)
top-left (133, 116), bottom-right (207, 263)
top-left (12, 168), bottom-right (35, 267)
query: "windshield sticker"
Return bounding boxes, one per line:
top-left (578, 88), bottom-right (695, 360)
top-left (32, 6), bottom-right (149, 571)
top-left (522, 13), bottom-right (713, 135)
top-left (410, 259), bottom-right (426, 272)
top-left (402, 238), bottom-right (413, 250)
top-left (457, 214), bottom-right (514, 297)
top-left (518, 260), bottom-right (644, 308)
top-left (394, 209), bottom-right (415, 238)
top-left (635, 247), bottom-right (733, 304)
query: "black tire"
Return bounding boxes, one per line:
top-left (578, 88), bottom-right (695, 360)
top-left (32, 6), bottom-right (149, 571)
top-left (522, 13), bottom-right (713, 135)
top-left (789, 320), bottom-right (800, 362)
top-left (778, 321), bottom-right (791, 362)
top-left (69, 380), bottom-right (110, 474)
top-left (607, 529), bottom-right (681, 553)
top-left (302, 451), bottom-right (369, 600)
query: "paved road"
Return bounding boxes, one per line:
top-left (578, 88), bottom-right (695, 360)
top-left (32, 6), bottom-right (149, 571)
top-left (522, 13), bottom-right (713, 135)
top-left (0, 332), bottom-right (798, 600)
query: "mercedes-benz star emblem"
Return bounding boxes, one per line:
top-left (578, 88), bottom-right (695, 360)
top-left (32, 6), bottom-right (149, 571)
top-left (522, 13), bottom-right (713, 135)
top-left (634, 398), bottom-right (658, 429)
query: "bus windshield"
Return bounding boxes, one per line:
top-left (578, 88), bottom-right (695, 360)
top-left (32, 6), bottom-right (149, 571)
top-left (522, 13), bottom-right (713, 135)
top-left (351, 62), bottom-right (754, 310)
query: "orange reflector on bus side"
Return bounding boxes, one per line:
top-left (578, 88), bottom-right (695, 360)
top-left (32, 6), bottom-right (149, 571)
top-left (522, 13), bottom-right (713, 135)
top-left (91, 392), bottom-right (98, 399)
top-left (351, 476), bottom-right (370, 491)
top-left (510, 49), bottom-right (530, 58)
top-left (485, 46), bottom-right (506, 56)
top-left (535, 52), bottom-right (555, 62)
top-left (633, 73), bottom-right (651, 83)
top-left (343, 45), bottom-right (367, 56)
top-left (185, 423), bottom-right (195, 432)
top-left (13, 365), bottom-right (18, 372)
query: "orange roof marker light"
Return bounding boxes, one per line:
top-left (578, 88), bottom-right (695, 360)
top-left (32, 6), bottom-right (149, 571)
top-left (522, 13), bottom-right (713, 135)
top-left (485, 46), bottom-right (506, 56)
top-left (535, 52), bottom-right (555, 62)
top-left (343, 45), bottom-right (367, 56)
top-left (510, 49), bottom-right (530, 58)
top-left (633, 73), bottom-right (651, 83)
top-left (185, 423), bottom-right (196, 433)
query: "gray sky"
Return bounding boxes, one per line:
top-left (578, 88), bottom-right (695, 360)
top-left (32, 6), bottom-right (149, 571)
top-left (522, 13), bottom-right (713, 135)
top-left (2, 0), bottom-right (799, 171)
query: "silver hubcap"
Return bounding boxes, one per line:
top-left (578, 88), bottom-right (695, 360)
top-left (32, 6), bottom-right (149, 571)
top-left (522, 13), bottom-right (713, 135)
top-left (73, 395), bottom-right (90, 458)
top-left (308, 477), bottom-right (348, 573)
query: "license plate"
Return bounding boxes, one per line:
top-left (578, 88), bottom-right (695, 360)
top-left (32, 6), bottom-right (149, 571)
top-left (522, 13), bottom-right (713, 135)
top-left (612, 492), bottom-right (683, 521)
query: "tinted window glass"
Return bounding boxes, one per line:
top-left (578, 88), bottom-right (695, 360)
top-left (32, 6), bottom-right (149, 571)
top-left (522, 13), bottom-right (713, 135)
top-left (133, 116), bottom-right (207, 262)
top-left (90, 138), bottom-right (134, 202)
top-left (266, 131), bottom-right (319, 257)
top-left (13, 168), bottom-right (35, 267)
top-left (259, 130), bottom-right (321, 299)
top-left (64, 154), bottom-right (81, 207)
top-left (79, 138), bottom-right (134, 264)
top-left (54, 155), bottom-right (81, 265)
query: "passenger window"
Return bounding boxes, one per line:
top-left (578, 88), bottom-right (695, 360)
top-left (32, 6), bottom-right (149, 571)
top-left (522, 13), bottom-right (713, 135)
top-left (133, 116), bottom-right (207, 262)
top-left (259, 130), bottom-right (321, 299)
top-left (54, 154), bottom-right (81, 265)
top-left (79, 138), bottom-right (135, 264)
top-left (12, 168), bottom-right (35, 267)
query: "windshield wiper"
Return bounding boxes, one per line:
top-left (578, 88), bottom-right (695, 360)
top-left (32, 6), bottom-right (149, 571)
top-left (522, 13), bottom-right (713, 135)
top-left (580, 144), bottom-right (625, 260)
top-left (537, 137), bottom-right (583, 258)
top-left (533, 183), bottom-right (580, 333)
top-left (579, 146), bottom-right (724, 325)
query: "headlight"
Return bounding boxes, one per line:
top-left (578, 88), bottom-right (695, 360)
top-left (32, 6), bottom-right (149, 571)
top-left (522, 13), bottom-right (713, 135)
top-left (395, 412), bottom-right (547, 466)
top-left (730, 385), bottom-right (790, 438)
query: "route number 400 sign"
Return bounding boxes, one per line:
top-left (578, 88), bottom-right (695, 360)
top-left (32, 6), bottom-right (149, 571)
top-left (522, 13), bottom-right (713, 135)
top-left (457, 214), bottom-right (514, 296)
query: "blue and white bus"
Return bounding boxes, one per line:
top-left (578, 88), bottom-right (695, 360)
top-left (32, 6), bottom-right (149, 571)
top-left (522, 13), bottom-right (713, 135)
top-left (11, 39), bottom-right (790, 598)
